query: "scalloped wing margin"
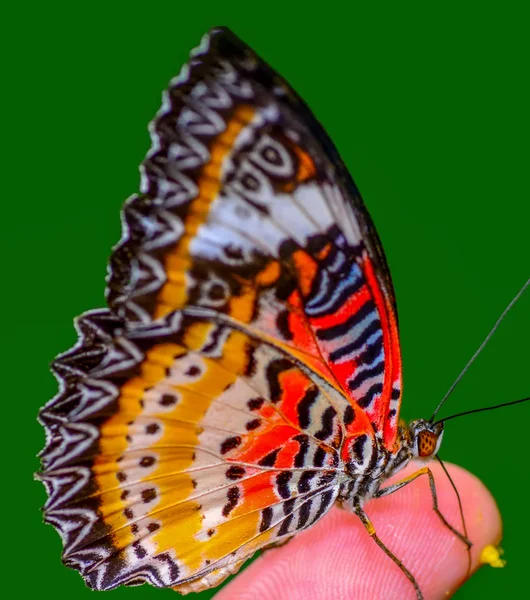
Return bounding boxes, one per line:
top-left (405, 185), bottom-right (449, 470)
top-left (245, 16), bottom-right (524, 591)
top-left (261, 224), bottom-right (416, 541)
top-left (38, 308), bottom-right (342, 591)
top-left (103, 26), bottom-right (403, 448)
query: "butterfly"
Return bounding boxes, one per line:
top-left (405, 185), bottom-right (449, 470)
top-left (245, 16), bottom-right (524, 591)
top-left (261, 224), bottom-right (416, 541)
top-left (38, 27), bottom-right (474, 599)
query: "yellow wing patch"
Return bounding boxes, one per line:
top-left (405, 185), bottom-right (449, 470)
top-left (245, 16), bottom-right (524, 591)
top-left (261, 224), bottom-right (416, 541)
top-left (155, 105), bottom-right (256, 320)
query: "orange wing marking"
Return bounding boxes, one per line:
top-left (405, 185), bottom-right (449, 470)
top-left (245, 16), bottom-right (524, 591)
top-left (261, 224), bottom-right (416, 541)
top-left (155, 105), bottom-right (256, 319)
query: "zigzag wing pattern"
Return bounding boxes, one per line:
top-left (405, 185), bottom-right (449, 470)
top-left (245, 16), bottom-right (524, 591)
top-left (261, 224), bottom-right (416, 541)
top-left (106, 28), bottom-right (402, 447)
top-left (38, 309), bottom-right (351, 591)
top-left (38, 26), bottom-right (405, 594)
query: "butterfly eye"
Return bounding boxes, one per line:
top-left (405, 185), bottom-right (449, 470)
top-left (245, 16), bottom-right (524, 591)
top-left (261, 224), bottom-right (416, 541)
top-left (417, 431), bottom-right (438, 458)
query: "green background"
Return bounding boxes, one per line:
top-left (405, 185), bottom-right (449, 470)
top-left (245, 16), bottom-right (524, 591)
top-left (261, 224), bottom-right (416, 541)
top-left (4, 2), bottom-right (529, 598)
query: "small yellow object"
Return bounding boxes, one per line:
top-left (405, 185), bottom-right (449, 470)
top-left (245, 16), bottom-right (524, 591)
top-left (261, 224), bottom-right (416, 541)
top-left (480, 544), bottom-right (506, 568)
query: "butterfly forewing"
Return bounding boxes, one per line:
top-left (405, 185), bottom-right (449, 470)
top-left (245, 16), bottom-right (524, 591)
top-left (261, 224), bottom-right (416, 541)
top-left (39, 27), bottom-right (403, 592)
top-left (108, 27), bottom-right (402, 444)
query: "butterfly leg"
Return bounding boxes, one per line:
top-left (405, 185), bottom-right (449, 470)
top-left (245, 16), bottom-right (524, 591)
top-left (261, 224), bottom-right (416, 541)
top-left (374, 466), bottom-right (472, 549)
top-left (354, 498), bottom-right (424, 600)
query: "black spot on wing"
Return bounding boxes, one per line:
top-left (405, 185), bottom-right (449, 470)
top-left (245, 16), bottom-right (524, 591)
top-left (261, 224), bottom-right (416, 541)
top-left (343, 405), bottom-right (355, 427)
top-left (391, 387), bottom-right (401, 400)
top-left (351, 434), bottom-right (368, 463)
top-left (245, 418), bottom-right (261, 431)
top-left (141, 488), bottom-right (156, 503)
top-left (297, 499), bottom-right (312, 529)
top-left (220, 436), bottom-right (242, 455)
top-left (276, 310), bottom-right (293, 341)
top-left (283, 498), bottom-right (296, 515)
top-left (260, 507), bottom-right (273, 532)
top-left (314, 406), bottom-right (337, 441)
top-left (306, 233), bottom-right (329, 255)
top-left (266, 359), bottom-right (294, 403)
top-left (297, 387), bottom-right (319, 429)
top-left (247, 397), bottom-right (264, 411)
top-left (313, 489), bottom-right (335, 523)
top-left (159, 393), bottom-right (178, 407)
top-left (222, 486), bottom-right (240, 517)
top-left (293, 434), bottom-right (310, 468)
top-left (276, 471), bottom-right (292, 499)
top-left (298, 470), bottom-right (316, 493)
top-left (258, 448), bottom-right (280, 467)
top-left (357, 383), bottom-right (383, 409)
top-left (133, 542), bottom-right (147, 559)
top-left (226, 465), bottom-right (246, 480)
top-left (278, 513), bottom-right (294, 536)
top-left (313, 446), bottom-right (327, 467)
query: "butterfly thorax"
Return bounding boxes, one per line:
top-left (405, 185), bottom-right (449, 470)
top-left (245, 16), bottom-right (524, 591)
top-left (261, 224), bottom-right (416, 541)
top-left (337, 419), bottom-right (444, 509)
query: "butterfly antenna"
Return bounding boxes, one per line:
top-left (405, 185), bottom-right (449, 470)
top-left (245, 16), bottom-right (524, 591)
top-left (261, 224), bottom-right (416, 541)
top-left (430, 277), bottom-right (530, 423)
top-left (433, 395), bottom-right (530, 426)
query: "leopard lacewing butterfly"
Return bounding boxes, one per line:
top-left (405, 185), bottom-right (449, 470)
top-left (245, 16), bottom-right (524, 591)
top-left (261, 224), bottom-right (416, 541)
top-left (38, 26), bottom-right (528, 598)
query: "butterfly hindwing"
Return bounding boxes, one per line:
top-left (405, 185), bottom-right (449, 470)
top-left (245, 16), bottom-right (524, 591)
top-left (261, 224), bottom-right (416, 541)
top-left (39, 309), bottom-right (343, 590)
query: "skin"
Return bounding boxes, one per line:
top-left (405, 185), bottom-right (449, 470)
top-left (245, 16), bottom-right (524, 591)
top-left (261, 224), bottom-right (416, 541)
top-left (214, 462), bottom-right (502, 600)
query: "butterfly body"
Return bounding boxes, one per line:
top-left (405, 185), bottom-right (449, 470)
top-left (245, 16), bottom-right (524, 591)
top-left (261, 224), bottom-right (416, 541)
top-left (39, 27), bottom-right (448, 598)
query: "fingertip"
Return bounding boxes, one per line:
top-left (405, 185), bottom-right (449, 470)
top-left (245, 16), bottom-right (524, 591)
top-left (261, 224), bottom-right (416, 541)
top-left (419, 462), bottom-right (503, 594)
top-left (215, 462), bottom-right (502, 599)
top-left (380, 462), bottom-right (503, 597)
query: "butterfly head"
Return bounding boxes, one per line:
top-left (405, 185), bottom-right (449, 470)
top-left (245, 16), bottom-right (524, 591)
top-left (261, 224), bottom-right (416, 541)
top-left (407, 419), bottom-right (444, 460)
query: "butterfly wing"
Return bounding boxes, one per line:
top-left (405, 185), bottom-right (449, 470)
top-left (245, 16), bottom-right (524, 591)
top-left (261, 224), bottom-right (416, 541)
top-left (39, 309), bottom-right (344, 590)
top-left (39, 26), bottom-right (403, 592)
top-left (107, 27), bottom-right (402, 447)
